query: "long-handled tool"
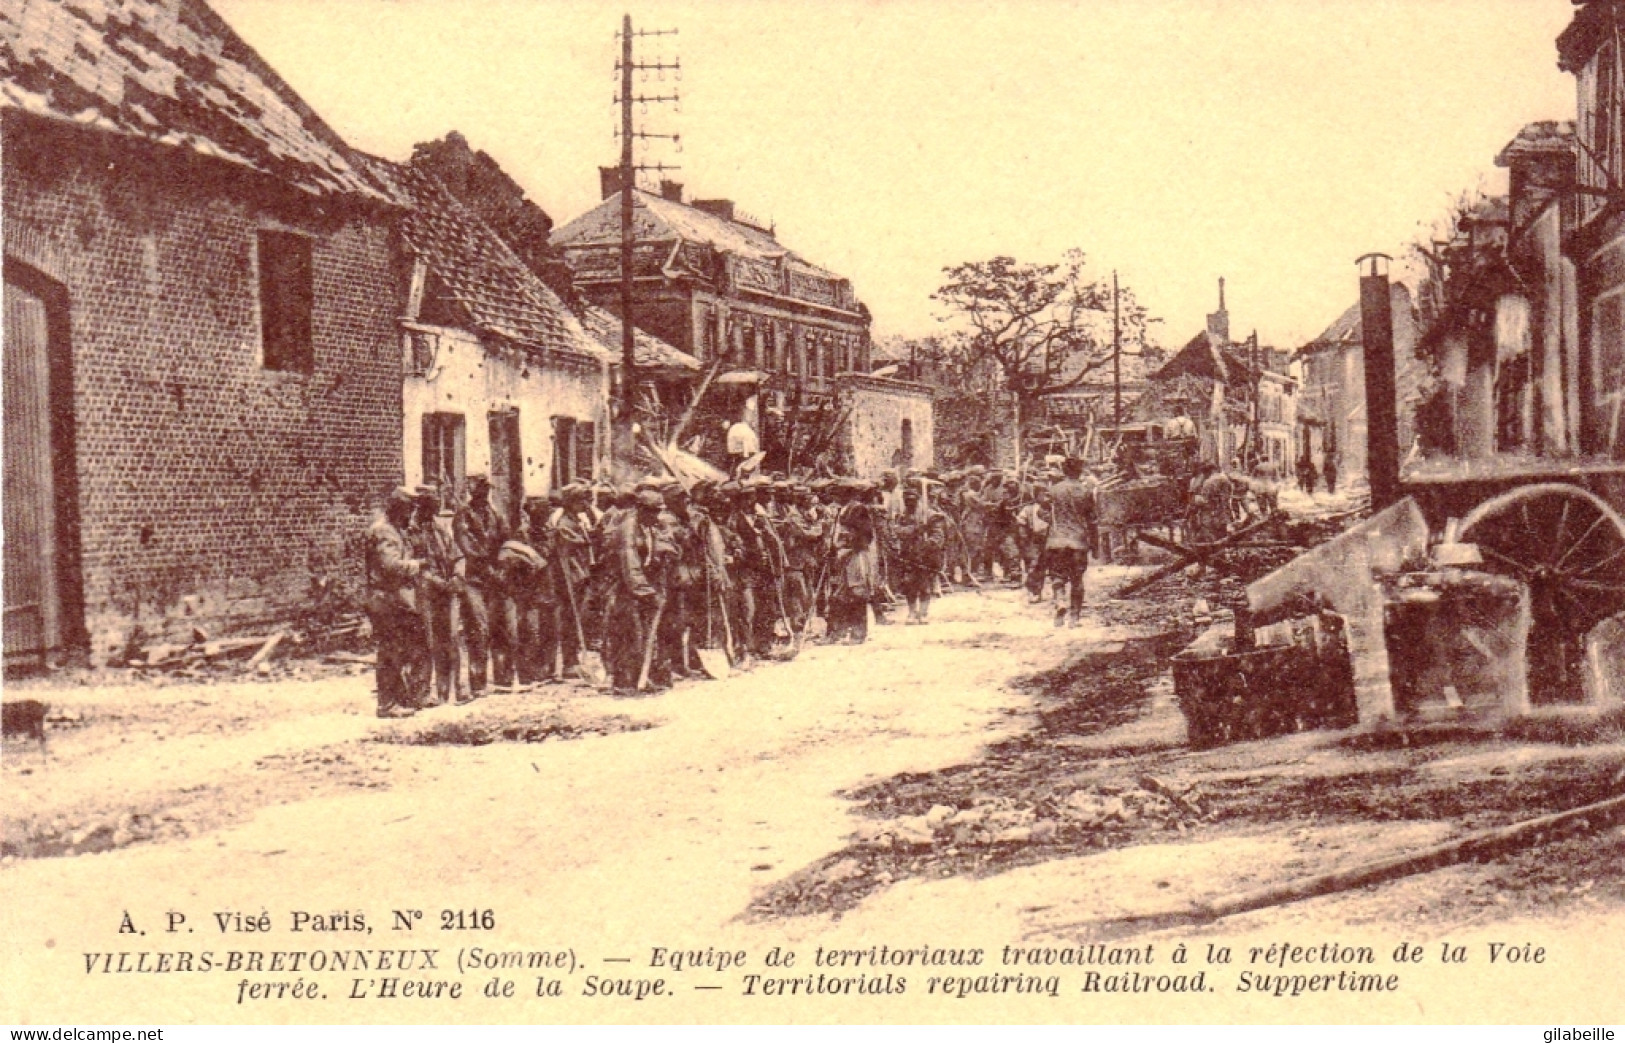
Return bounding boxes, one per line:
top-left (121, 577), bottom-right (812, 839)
top-left (558, 556), bottom-right (607, 688)
top-left (801, 560), bottom-right (830, 640)
top-left (636, 592), bottom-right (668, 692)
top-left (696, 571), bottom-right (730, 679)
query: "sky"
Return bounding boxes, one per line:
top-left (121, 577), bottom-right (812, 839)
top-left (213, 0), bottom-right (1580, 350)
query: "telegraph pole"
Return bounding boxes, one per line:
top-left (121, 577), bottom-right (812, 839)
top-left (613, 16), bottom-right (681, 426)
top-left (1250, 329), bottom-right (1261, 473)
top-left (1112, 270), bottom-right (1122, 432)
top-left (618, 14), bottom-right (635, 420)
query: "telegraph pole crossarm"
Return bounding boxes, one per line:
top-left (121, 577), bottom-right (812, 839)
top-left (614, 13), bottom-right (681, 427)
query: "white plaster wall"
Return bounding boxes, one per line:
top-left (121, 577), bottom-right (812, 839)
top-left (402, 326), bottom-right (609, 496)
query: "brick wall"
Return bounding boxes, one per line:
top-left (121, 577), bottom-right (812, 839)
top-left (3, 118), bottom-right (403, 661)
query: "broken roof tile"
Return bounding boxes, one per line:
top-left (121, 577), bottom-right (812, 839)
top-left (0, 0), bottom-right (397, 203)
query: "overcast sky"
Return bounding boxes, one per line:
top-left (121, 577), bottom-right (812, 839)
top-left (214, 0), bottom-right (1578, 350)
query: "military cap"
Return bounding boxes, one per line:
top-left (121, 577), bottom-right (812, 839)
top-left (467, 474), bottom-right (491, 488)
top-left (635, 489), bottom-right (664, 509)
top-left (412, 483), bottom-right (440, 500)
top-left (388, 486), bottom-right (416, 508)
top-left (965, 464), bottom-right (987, 476)
top-left (718, 481), bottom-right (742, 495)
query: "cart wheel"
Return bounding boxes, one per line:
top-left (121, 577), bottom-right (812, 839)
top-left (1458, 483), bottom-right (1625, 704)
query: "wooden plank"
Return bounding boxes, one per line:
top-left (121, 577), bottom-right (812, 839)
top-left (3, 283), bottom-right (57, 658)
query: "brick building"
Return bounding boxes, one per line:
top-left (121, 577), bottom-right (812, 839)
top-left (2, 0), bottom-right (406, 665)
top-left (553, 178), bottom-right (931, 474)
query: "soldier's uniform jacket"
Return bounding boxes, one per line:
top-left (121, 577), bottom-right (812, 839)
top-left (609, 511), bottom-right (675, 600)
top-left (660, 507), bottom-right (706, 589)
top-left (833, 501), bottom-right (879, 598)
top-left (413, 511), bottom-right (464, 592)
top-left (895, 507), bottom-right (948, 575)
top-left (552, 510), bottom-right (596, 591)
top-left (366, 516), bottom-right (420, 612)
top-left (455, 501), bottom-right (509, 586)
top-left (689, 507), bottom-right (735, 593)
top-left (779, 504), bottom-right (824, 576)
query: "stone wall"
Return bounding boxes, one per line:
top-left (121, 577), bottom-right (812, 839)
top-left (836, 374), bottom-right (935, 477)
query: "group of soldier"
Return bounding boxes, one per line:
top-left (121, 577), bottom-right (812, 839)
top-left (361, 457), bottom-right (1113, 716)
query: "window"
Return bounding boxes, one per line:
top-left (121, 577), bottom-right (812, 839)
top-left (421, 412), bottom-right (466, 494)
top-left (258, 230), bottom-right (313, 372)
top-left (698, 308), bottom-right (713, 361)
top-left (551, 417), bottom-right (597, 489)
top-left (488, 409), bottom-right (523, 527)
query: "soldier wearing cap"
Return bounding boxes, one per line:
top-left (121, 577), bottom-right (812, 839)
top-left (828, 479), bottom-right (879, 643)
top-left (455, 474), bottom-right (509, 697)
top-left (494, 497), bottom-right (552, 688)
top-left (977, 470), bottom-right (1021, 584)
top-left (1045, 456), bottom-right (1098, 627)
top-left (687, 480), bottom-right (737, 662)
top-left (777, 481), bottom-right (821, 629)
top-left (728, 477), bottom-right (783, 660)
top-left (366, 488), bottom-right (426, 718)
top-left (895, 480), bottom-right (948, 623)
top-left (411, 483), bottom-right (465, 706)
top-left (604, 488), bottom-right (676, 692)
top-left (553, 483), bottom-right (596, 678)
top-left (658, 482), bottom-right (704, 679)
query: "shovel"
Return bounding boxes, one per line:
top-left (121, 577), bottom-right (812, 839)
top-left (636, 593), bottom-right (667, 692)
top-left (696, 572), bottom-right (731, 680)
top-left (559, 559), bottom-right (607, 688)
top-left (801, 562), bottom-right (830, 640)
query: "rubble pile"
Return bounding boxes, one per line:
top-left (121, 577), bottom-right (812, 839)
top-left (851, 776), bottom-right (1210, 853)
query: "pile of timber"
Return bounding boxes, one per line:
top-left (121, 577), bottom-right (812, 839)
top-left (128, 612), bottom-right (368, 673)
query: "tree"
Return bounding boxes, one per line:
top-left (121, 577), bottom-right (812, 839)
top-left (932, 250), bottom-right (1156, 462)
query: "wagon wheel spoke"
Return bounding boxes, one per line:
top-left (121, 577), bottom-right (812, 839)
top-left (1567, 578), bottom-right (1625, 596)
top-left (1572, 545), bottom-right (1625, 579)
top-left (1478, 546), bottom-right (1531, 577)
top-left (1550, 499), bottom-right (1571, 567)
top-left (1555, 513), bottom-right (1608, 571)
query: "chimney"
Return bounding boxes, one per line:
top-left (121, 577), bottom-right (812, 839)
top-left (660, 180), bottom-right (684, 203)
top-left (1358, 254), bottom-right (1401, 509)
top-left (693, 199), bottom-right (736, 223)
top-left (598, 166), bottom-right (626, 201)
top-left (1206, 276), bottom-right (1230, 346)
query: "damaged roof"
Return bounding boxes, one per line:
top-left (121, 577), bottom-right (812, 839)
top-left (1153, 331), bottom-right (1229, 383)
top-left (0, 0), bottom-right (395, 202)
top-left (577, 306), bottom-right (699, 374)
top-left (1496, 120), bottom-right (1577, 166)
top-left (553, 188), bottom-right (842, 280)
top-left (358, 153), bottom-right (609, 363)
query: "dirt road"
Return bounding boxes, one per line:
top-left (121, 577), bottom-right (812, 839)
top-left (4, 583), bottom-right (1625, 1024)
